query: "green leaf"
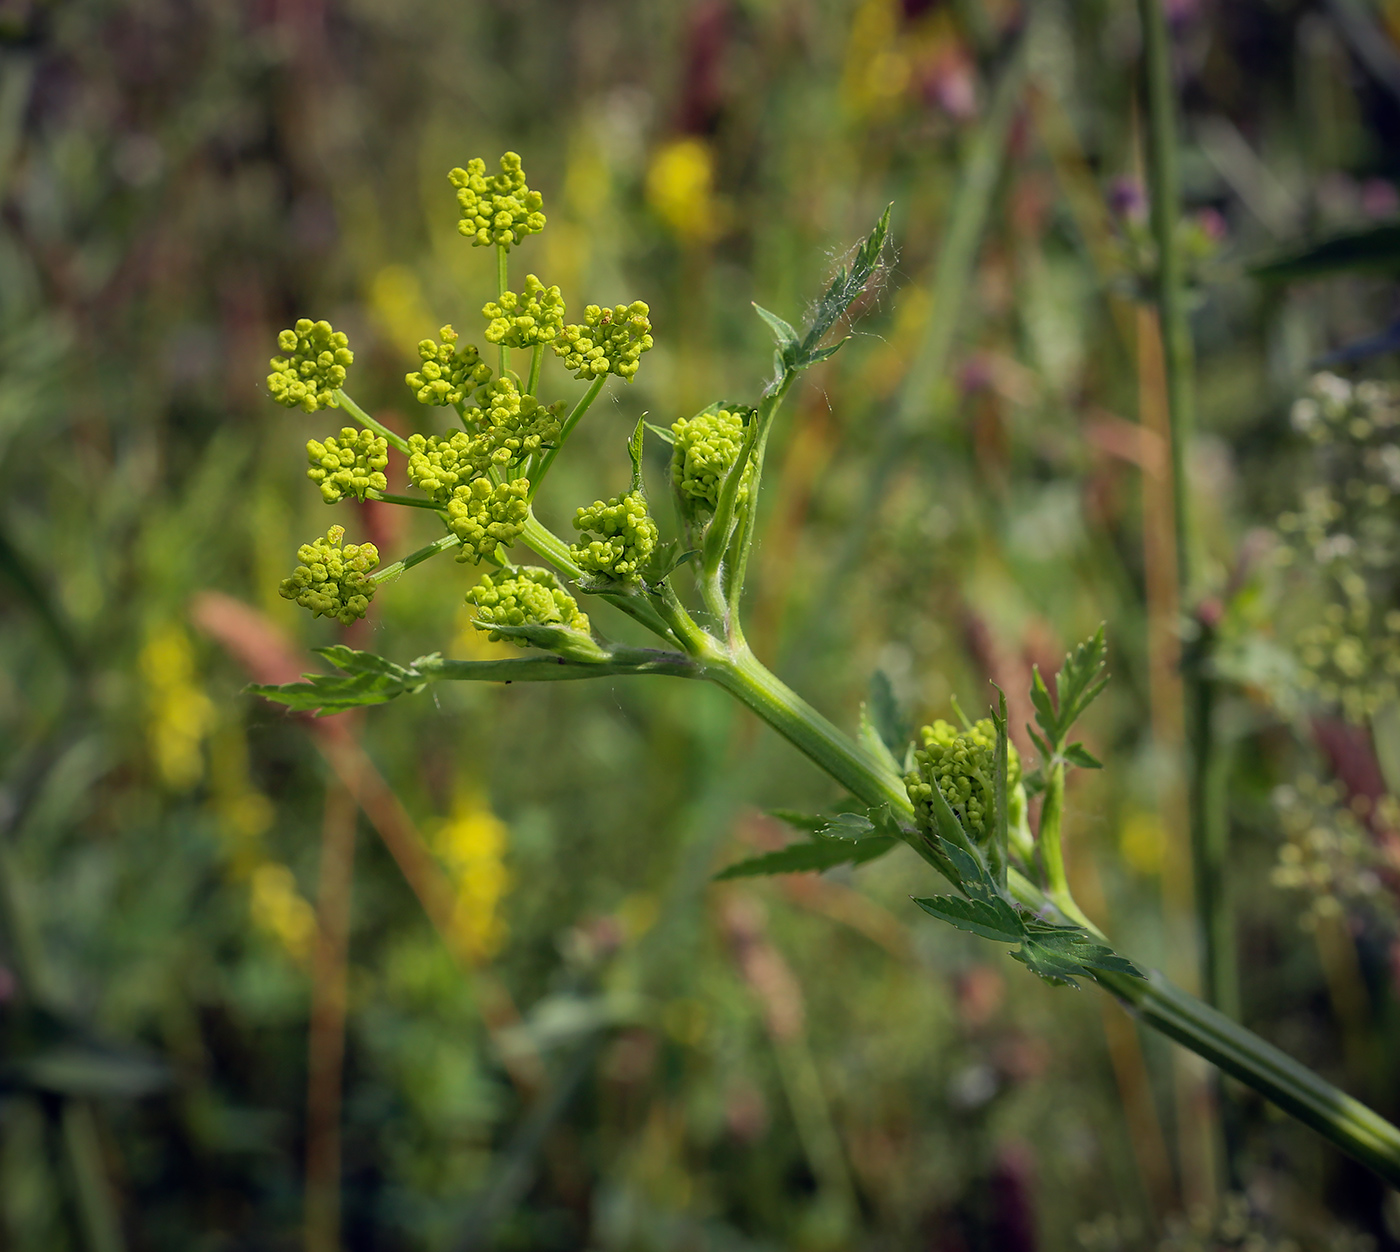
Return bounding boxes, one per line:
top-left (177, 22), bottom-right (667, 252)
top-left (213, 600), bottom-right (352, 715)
top-left (1250, 222), bottom-right (1400, 282)
top-left (822, 811), bottom-right (877, 839)
top-left (247, 646), bottom-right (429, 715)
top-left (769, 806), bottom-right (896, 842)
top-left (1030, 626), bottom-right (1108, 752)
top-left (628, 415), bottom-right (647, 494)
top-left (991, 686), bottom-right (1009, 889)
top-left (644, 421), bottom-right (676, 445)
top-left (867, 669), bottom-right (907, 754)
top-left (933, 835), bottom-right (997, 903)
top-left (472, 622), bottom-right (610, 664)
top-left (714, 835), bottom-right (897, 880)
top-left (794, 205), bottom-right (891, 368)
top-left (1063, 742), bottom-right (1103, 770)
top-left (768, 810), bottom-right (832, 835)
top-left (912, 893), bottom-right (1024, 944)
top-left (752, 303), bottom-right (800, 354)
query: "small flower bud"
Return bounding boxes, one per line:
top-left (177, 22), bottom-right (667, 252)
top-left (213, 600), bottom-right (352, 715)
top-left (570, 490), bottom-right (659, 580)
top-left (306, 427), bottom-right (389, 503)
top-left (267, 318), bottom-right (354, 412)
top-left (483, 275), bottom-right (566, 349)
top-left (467, 565), bottom-right (591, 644)
top-left (553, 302), bottom-right (654, 382)
top-left (446, 477), bottom-right (531, 562)
top-left (278, 524), bottom-right (379, 625)
top-left (449, 152), bottom-right (546, 250)
top-left (405, 325), bottom-right (492, 407)
top-left (671, 406), bottom-right (752, 514)
top-left (903, 718), bottom-right (1021, 842)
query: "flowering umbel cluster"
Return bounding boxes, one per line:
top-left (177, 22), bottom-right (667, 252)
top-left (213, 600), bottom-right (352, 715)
top-left (264, 149), bottom-right (661, 633)
top-left (467, 566), bottom-right (590, 643)
top-left (306, 428), bottom-right (388, 504)
top-left (278, 525), bottom-right (379, 624)
top-left (671, 405), bottom-right (753, 513)
top-left (483, 275), bottom-right (566, 349)
top-left (571, 492), bottom-right (659, 580)
top-left (450, 152), bottom-right (545, 249)
top-left (905, 718), bottom-right (1022, 840)
top-left (406, 326), bottom-right (492, 408)
top-left (448, 478), bottom-right (531, 562)
top-left (268, 319), bottom-right (354, 413)
top-left (555, 303), bottom-right (654, 381)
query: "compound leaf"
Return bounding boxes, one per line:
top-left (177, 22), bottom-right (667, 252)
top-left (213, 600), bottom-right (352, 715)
top-left (248, 646), bottom-right (429, 715)
top-left (714, 835), bottom-right (897, 880)
top-left (912, 894), bottom-right (1024, 944)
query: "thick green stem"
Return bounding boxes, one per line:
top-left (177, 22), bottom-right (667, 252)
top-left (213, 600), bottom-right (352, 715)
top-left (1100, 968), bottom-right (1400, 1187)
top-left (332, 391), bottom-right (411, 456)
top-left (422, 648), bottom-right (701, 684)
top-left (529, 375), bottom-right (606, 500)
top-left (496, 244), bottom-right (511, 379)
top-left (699, 645), bottom-right (1400, 1188)
top-left (1035, 760), bottom-right (1093, 928)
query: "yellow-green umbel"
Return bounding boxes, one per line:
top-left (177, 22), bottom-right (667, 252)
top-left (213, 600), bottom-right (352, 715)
top-left (570, 491), bottom-right (658, 580)
top-left (467, 565), bottom-right (591, 644)
top-left (904, 718), bottom-right (1021, 841)
top-left (446, 478), bottom-right (531, 562)
top-left (405, 325), bottom-right (492, 407)
top-left (267, 319), bottom-right (353, 413)
top-left (483, 275), bottom-right (566, 349)
top-left (278, 525), bottom-right (379, 624)
top-left (474, 377), bottom-right (564, 469)
top-left (306, 428), bottom-right (389, 504)
top-left (554, 302), bottom-right (653, 382)
top-left (671, 406), bottom-right (752, 514)
top-left (450, 152), bottom-right (545, 249)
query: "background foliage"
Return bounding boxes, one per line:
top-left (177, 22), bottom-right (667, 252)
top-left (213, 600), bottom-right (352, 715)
top-left (2, 0), bottom-right (1400, 1247)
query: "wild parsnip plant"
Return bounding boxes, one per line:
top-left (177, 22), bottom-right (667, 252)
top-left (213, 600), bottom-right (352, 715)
top-left (253, 153), bottom-right (1400, 1187)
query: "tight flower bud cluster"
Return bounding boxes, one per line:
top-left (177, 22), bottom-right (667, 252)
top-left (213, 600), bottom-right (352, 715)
top-left (406, 381), bottom-right (562, 503)
top-left (467, 566), bottom-right (591, 644)
top-left (268, 319), bottom-right (354, 412)
top-left (447, 478), bottom-right (530, 562)
top-left (405, 326), bottom-right (492, 407)
top-left (474, 378), bottom-right (564, 467)
top-left (278, 525), bottom-right (379, 624)
top-left (671, 406), bottom-right (752, 512)
top-left (554, 303), bottom-right (653, 381)
top-left (450, 152), bottom-right (545, 249)
top-left (904, 718), bottom-right (1021, 840)
top-left (306, 428), bottom-right (388, 503)
top-left (571, 491), bottom-right (658, 579)
top-left (483, 276), bottom-right (566, 349)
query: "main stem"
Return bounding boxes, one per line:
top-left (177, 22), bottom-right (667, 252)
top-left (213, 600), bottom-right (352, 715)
top-left (701, 644), bottom-right (1400, 1188)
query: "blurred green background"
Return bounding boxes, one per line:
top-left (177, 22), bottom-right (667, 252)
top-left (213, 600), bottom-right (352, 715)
top-left (2, 0), bottom-right (1400, 1247)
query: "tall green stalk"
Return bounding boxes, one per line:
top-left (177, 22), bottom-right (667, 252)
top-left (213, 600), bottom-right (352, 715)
top-left (1137, 0), bottom-right (1238, 1032)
